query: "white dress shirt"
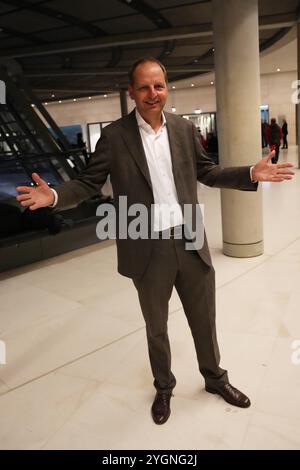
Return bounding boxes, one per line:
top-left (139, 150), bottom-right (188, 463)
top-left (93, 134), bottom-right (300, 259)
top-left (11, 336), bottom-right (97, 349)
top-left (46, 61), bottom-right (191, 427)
top-left (135, 110), bottom-right (183, 231)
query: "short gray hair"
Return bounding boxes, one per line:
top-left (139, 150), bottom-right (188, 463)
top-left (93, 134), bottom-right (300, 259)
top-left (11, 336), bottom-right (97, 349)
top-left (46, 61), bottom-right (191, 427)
top-left (128, 57), bottom-right (168, 85)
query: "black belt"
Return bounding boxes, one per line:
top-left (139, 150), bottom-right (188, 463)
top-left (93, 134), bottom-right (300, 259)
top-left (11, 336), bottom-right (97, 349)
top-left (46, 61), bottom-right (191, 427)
top-left (157, 225), bottom-right (184, 239)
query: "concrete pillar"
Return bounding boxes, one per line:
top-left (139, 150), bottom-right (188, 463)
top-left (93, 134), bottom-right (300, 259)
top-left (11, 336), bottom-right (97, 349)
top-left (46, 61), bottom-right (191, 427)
top-left (212, 0), bottom-right (263, 257)
top-left (120, 88), bottom-right (128, 117)
top-left (297, 22), bottom-right (300, 167)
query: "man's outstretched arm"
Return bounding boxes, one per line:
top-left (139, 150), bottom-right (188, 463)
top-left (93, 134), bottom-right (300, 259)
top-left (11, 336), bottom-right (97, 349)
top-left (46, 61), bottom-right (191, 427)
top-left (16, 130), bottom-right (111, 211)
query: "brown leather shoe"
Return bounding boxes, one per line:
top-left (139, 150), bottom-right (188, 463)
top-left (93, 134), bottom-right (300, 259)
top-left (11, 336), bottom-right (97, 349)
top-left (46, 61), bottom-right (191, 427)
top-left (151, 392), bottom-right (173, 425)
top-left (205, 383), bottom-right (251, 408)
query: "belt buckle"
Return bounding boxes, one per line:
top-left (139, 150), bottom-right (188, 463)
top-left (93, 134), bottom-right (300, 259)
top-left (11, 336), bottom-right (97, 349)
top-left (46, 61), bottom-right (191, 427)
top-left (169, 226), bottom-right (175, 239)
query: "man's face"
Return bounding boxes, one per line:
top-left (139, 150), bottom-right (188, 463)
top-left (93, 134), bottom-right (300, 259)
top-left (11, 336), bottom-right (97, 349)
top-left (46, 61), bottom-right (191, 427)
top-left (128, 62), bottom-right (168, 122)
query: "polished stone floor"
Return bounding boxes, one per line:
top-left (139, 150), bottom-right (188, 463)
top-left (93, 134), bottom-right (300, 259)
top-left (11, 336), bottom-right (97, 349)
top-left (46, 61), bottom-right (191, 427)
top-left (0, 146), bottom-right (299, 450)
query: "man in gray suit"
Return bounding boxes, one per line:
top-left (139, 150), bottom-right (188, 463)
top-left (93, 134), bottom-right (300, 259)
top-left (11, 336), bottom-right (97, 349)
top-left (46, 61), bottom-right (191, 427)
top-left (16, 58), bottom-right (294, 425)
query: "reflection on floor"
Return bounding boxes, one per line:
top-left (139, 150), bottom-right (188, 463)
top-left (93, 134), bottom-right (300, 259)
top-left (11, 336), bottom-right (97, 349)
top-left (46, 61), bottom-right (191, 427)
top-left (0, 146), bottom-right (300, 450)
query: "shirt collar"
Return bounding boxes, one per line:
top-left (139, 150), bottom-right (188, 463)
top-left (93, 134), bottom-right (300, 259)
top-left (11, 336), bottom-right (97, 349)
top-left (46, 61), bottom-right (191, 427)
top-left (135, 109), bottom-right (166, 134)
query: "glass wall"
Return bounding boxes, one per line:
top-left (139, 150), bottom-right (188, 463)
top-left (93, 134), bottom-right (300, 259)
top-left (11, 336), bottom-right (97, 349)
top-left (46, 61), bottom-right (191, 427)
top-left (260, 105), bottom-right (269, 123)
top-left (181, 112), bottom-right (217, 138)
top-left (87, 121), bottom-right (112, 152)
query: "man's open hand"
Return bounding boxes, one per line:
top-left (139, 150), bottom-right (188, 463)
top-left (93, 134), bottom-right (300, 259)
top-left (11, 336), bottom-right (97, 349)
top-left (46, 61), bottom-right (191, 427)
top-left (16, 173), bottom-right (55, 210)
top-left (252, 151), bottom-right (295, 182)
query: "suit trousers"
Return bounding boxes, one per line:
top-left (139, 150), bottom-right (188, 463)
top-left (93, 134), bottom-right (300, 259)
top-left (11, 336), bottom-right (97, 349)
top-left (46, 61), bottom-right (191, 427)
top-left (133, 236), bottom-right (228, 392)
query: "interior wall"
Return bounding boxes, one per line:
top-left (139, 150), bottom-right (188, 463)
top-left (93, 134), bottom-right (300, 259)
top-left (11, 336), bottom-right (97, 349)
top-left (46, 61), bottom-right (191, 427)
top-left (165, 86), bottom-right (217, 115)
top-left (46, 70), bottom-right (297, 146)
top-left (44, 94), bottom-right (124, 144)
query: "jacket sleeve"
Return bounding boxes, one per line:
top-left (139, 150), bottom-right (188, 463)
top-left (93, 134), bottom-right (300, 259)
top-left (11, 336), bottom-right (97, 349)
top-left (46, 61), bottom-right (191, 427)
top-left (55, 128), bottom-right (111, 210)
top-left (192, 124), bottom-right (258, 191)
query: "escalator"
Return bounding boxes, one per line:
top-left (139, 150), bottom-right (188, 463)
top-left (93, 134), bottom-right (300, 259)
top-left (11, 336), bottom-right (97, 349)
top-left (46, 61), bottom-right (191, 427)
top-left (0, 69), bottom-right (109, 273)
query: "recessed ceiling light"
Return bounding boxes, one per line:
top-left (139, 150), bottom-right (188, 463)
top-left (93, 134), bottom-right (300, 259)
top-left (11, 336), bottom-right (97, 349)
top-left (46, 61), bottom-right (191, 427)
top-left (51, 93), bottom-right (55, 98)
top-left (171, 106), bottom-right (176, 112)
top-left (277, 67), bottom-right (281, 72)
top-left (31, 104), bottom-right (35, 107)
top-left (59, 100), bottom-right (62, 103)
top-left (44, 102), bottom-right (48, 105)
top-left (172, 86), bottom-right (176, 89)
top-left (104, 94), bottom-right (107, 98)
top-left (191, 83), bottom-right (194, 87)
top-left (73, 98), bottom-right (76, 101)
top-left (88, 96), bottom-right (91, 100)
top-left (210, 81), bottom-right (214, 85)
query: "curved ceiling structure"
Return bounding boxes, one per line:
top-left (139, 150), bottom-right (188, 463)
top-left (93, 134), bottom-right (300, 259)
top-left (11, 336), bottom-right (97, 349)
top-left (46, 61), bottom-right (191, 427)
top-left (0, 0), bottom-right (299, 101)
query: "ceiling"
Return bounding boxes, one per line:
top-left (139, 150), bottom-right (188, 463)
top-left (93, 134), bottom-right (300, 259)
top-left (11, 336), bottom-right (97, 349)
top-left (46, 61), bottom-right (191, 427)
top-left (0, 0), bottom-right (299, 101)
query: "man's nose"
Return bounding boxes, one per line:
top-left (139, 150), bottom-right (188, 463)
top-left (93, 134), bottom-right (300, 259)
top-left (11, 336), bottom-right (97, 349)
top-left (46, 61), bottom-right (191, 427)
top-left (148, 86), bottom-right (157, 98)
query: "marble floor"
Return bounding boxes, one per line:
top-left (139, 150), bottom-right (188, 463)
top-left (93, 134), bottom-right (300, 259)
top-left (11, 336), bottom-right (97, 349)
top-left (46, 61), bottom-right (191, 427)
top-left (0, 147), bottom-right (300, 450)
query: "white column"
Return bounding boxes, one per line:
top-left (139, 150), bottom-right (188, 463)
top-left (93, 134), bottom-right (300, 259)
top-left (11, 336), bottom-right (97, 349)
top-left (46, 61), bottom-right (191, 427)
top-left (212, 0), bottom-right (263, 257)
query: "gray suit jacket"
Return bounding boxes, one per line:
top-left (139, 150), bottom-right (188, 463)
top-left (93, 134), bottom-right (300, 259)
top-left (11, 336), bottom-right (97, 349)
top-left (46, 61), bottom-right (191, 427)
top-left (56, 110), bottom-right (257, 278)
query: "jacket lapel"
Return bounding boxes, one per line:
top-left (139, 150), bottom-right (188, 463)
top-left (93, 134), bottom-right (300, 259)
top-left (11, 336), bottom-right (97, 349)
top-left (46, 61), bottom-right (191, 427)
top-left (165, 112), bottom-right (185, 200)
top-left (121, 110), bottom-right (152, 190)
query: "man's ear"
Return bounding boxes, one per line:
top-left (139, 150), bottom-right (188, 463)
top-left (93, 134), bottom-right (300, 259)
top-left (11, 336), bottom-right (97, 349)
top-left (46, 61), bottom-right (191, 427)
top-left (128, 85), bottom-right (134, 100)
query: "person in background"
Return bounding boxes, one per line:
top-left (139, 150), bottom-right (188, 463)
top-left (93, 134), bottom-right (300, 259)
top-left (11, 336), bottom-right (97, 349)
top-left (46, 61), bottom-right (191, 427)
top-left (206, 132), bottom-right (218, 154)
top-left (266, 118), bottom-right (282, 163)
top-left (281, 119), bottom-right (288, 149)
top-left (198, 128), bottom-right (207, 151)
top-left (261, 120), bottom-right (268, 148)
